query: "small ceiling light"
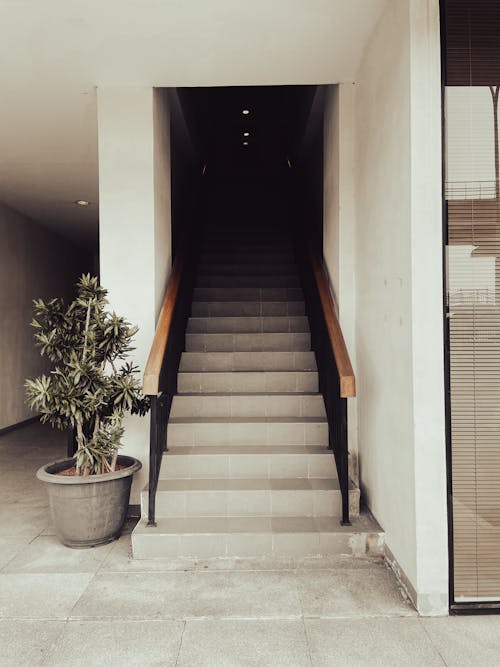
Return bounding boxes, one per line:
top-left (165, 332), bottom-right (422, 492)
top-left (242, 109), bottom-right (250, 115)
top-left (74, 200), bottom-right (90, 206)
top-left (243, 132), bottom-right (250, 137)
top-left (243, 141), bottom-right (249, 146)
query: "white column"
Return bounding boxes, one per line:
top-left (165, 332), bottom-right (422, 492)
top-left (353, 0), bottom-right (447, 615)
top-left (409, 0), bottom-right (448, 615)
top-left (97, 87), bottom-right (172, 501)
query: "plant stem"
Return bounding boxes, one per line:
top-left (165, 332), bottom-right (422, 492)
top-left (82, 299), bottom-right (92, 361)
top-left (75, 420), bottom-right (85, 476)
top-left (93, 414), bottom-right (100, 440)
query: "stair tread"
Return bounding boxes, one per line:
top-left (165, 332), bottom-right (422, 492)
top-left (193, 288), bottom-right (304, 302)
top-left (134, 512), bottom-right (380, 535)
top-left (187, 315), bottom-right (309, 334)
top-left (169, 416), bottom-right (327, 424)
top-left (178, 371), bottom-right (317, 376)
top-left (153, 478), bottom-right (346, 492)
top-left (185, 334), bottom-right (310, 341)
top-left (166, 445), bottom-right (330, 455)
top-left (188, 316), bottom-right (307, 321)
top-left (191, 302), bottom-right (306, 317)
top-left (174, 392), bottom-right (321, 397)
top-left (196, 277), bottom-right (300, 287)
top-left (179, 351), bottom-right (317, 372)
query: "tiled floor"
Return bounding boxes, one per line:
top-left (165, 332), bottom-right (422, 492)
top-left (1, 422), bottom-right (500, 666)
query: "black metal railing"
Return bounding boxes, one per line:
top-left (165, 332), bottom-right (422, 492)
top-left (295, 233), bottom-right (354, 526)
top-left (144, 235), bottom-right (199, 527)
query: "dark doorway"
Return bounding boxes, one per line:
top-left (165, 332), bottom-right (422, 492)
top-left (171, 85), bottom-right (322, 240)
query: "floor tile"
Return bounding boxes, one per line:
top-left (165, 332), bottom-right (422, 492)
top-left (0, 501), bottom-right (48, 538)
top-left (3, 535), bottom-right (114, 574)
top-left (70, 571), bottom-right (302, 619)
top-left (0, 620), bottom-right (66, 667)
top-left (422, 615), bottom-right (500, 667)
top-left (297, 568), bottom-right (415, 618)
top-left (177, 619), bottom-right (311, 667)
top-left (0, 573), bottom-right (94, 619)
top-left (42, 620), bottom-right (184, 667)
top-left (0, 536), bottom-right (32, 571)
top-left (305, 618), bottom-right (444, 666)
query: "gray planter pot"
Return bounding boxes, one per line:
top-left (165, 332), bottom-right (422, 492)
top-left (36, 455), bottom-right (142, 548)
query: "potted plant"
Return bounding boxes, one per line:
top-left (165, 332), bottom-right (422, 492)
top-left (26, 274), bottom-right (149, 548)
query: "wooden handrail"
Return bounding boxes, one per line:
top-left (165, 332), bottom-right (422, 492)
top-left (143, 251), bottom-right (186, 396)
top-left (308, 241), bottom-right (356, 398)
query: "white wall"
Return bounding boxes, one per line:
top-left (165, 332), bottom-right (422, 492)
top-left (323, 83), bottom-right (358, 475)
top-left (0, 202), bottom-right (86, 430)
top-left (351, 0), bottom-right (448, 614)
top-left (98, 87), bottom-right (172, 501)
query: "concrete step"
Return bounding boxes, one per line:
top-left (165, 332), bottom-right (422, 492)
top-left (198, 263), bottom-right (297, 275)
top-left (191, 301), bottom-right (305, 317)
top-left (202, 242), bottom-right (293, 251)
top-left (193, 287), bottom-right (303, 302)
top-left (177, 371), bottom-right (318, 393)
top-left (170, 394), bottom-right (326, 419)
top-left (167, 417), bottom-right (328, 447)
top-left (200, 252), bottom-right (295, 264)
top-left (179, 351), bottom-right (317, 373)
top-left (196, 275), bottom-right (300, 288)
top-left (185, 332), bottom-right (311, 352)
top-left (186, 316), bottom-right (309, 334)
top-left (159, 445), bottom-right (336, 479)
top-left (131, 511), bottom-right (382, 559)
top-left (143, 478), bottom-right (360, 519)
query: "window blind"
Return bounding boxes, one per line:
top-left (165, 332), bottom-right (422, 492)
top-left (445, 0), bottom-right (500, 601)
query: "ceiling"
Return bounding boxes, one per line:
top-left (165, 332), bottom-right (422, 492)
top-left (0, 0), bottom-right (387, 246)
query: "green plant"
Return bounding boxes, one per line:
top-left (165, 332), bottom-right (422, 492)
top-left (25, 274), bottom-right (149, 476)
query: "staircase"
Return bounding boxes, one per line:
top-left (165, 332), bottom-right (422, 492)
top-left (132, 231), bottom-right (383, 559)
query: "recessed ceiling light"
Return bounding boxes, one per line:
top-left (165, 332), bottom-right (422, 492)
top-left (243, 141), bottom-right (249, 146)
top-left (243, 132), bottom-right (250, 137)
top-left (74, 200), bottom-right (90, 206)
top-left (242, 109), bottom-right (250, 115)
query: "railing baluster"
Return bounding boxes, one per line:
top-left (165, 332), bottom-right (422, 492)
top-left (338, 398), bottom-right (351, 526)
top-left (295, 226), bottom-right (355, 527)
top-left (143, 186), bottom-right (202, 528)
top-left (147, 396), bottom-right (159, 527)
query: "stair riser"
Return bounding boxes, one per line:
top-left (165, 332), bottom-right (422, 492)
top-left (179, 352), bottom-right (317, 373)
top-left (198, 264), bottom-right (297, 275)
top-left (160, 453), bottom-right (336, 479)
top-left (196, 276), bottom-right (300, 288)
top-left (191, 302), bottom-right (305, 317)
top-left (193, 288), bottom-right (303, 302)
top-left (132, 528), bottom-right (383, 559)
top-left (185, 333), bottom-right (311, 352)
top-left (177, 372), bottom-right (318, 393)
top-left (201, 250), bottom-right (294, 259)
top-left (142, 489), bottom-right (360, 519)
top-left (167, 422), bottom-right (328, 447)
top-left (170, 395), bottom-right (326, 419)
top-left (187, 316), bottom-right (309, 334)
top-left (201, 244), bottom-right (293, 252)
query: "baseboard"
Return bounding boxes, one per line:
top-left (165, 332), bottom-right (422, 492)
top-left (384, 543), bottom-right (449, 616)
top-left (0, 416), bottom-right (40, 437)
top-left (384, 543), bottom-right (418, 610)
